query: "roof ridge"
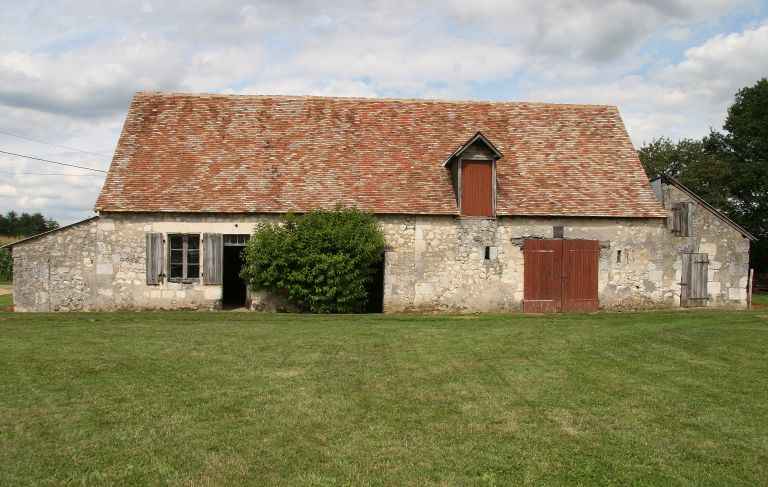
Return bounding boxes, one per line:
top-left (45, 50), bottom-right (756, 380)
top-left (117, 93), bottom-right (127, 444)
top-left (134, 90), bottom-right (617, 110)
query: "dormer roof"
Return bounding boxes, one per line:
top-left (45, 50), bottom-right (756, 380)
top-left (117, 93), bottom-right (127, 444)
top-left (441, 132), bottom-right (503, 166)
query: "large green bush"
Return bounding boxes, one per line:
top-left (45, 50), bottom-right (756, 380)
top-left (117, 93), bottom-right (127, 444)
top-left (241, 209), bottom-right (386, 313)
top-left (0, 248), bottom-right (12, 282)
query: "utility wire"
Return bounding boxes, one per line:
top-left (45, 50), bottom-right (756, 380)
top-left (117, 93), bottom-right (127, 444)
top-left (0, 149), bottom-right (107, 173)
top-left (0, 170), bottom-right (103, 177)
top-left (0, 129), bottom-right (112, 157)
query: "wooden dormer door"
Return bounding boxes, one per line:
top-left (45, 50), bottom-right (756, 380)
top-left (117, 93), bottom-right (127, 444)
top-left (461, 161), bottom-right (493, 217)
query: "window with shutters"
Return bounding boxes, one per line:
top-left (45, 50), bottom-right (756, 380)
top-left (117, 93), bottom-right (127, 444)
top-left (168, 234), bottom-right (200, 281)
top-left (671, 202), bottom-right (693, 236)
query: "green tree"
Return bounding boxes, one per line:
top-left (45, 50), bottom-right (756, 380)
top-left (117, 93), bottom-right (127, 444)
top-left (241, 208), bottom-right (386, 313)
top-left (638, 78), bottom-right (768, 273)
top-left (0, 249), bottom-right (11, 282)
top-left (638, 136), bottom-right (733, 210)
top-left (0, 211), bottom-right (58, 236)
top-left (719, 78), bottom-right (768, 239)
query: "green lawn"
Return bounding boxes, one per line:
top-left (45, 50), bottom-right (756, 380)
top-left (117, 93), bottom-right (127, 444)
top-left (0, 283), bottom-right (12, 309)
top-left (1, 310), bottom-right (767, 486)
top-left (752, 293), bottom-right (768, 306)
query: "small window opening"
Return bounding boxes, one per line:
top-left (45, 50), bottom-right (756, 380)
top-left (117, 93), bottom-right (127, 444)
top-left (484, 246), bottom-right (498, 260)
top-left (616, 250), bottom-right (622, 264)
top-left (553, 226), bottom-right (564, 238)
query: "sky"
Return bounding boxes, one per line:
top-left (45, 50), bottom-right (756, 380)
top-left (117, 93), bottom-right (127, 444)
top-left (1, 0), bottom-right (767, 225)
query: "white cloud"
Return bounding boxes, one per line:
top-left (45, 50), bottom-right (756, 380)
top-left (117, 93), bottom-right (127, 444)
top-left (443, 0), bottom-right (745, 61)
top-left (0, 185), bottom-right (17, 197)
top-left (661, 21), bottom-right (768, 103)
top-left (0, 0), bottom-right (764, 223)
top-left (0, 35), bottom-right (185, 117)
top-left (527, 21), bottom-right (768, 145)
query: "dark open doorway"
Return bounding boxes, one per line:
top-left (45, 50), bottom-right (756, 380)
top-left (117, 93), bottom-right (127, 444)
top-left (222, 235), bottom-right (249, 308)
top-left (365, 255), bottom-right (385, 313)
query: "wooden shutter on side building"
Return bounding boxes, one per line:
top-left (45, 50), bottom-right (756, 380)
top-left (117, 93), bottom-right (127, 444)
top-left (146, 233), bottom-right (164, 285)
top-left (203, 233), bottom-right (223, 285)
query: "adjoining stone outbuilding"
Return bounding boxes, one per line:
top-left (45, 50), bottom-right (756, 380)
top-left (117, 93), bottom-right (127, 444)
top-left (3, 92), bottom-right (756, 312)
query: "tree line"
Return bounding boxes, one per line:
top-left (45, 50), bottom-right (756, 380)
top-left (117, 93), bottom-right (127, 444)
top-left (0, 211), bottom-right (59, 237)
top-left (638, 78), bottom-right (768, 273)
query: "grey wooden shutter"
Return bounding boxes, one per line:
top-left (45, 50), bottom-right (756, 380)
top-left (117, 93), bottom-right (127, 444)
top-left (203, 233), bottom-right (223, 285)
top-left (671, 204), bottom-right (681, 233)
top-left (146, 233), bottom-right (164, 285)
top-left (671, 203), bottom-right (693, 236)
top-left (679, 203), bottom-right (691, 236)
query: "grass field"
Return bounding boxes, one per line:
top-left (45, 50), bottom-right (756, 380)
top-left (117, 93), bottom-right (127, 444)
top-left (0, 284), bottom-right (12, 309)
top-left (1, 310), bottom-right (767, 486)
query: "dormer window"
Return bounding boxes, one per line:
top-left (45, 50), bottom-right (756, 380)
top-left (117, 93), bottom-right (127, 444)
top-left (442, 132), bottom-right (502, 217)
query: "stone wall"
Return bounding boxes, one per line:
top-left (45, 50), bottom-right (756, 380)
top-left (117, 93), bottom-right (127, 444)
top-left (12, 214), bottom-right (280, 312)
top-left (11, 190), bottom-right (750, 312)
top-left (378, 181), bottom-right (750, 312)
top-left (661, 184), bottom-right (752, 306)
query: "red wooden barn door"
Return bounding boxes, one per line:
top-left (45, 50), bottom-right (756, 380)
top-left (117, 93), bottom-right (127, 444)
top-left (461, 161), bottom-right (493, 216)
top-left (562, 240), bottom-right (599, 312)
top-left (523, 240), bottom-right (563, 312)
top-left (523, 239), bottom-right (599, 313)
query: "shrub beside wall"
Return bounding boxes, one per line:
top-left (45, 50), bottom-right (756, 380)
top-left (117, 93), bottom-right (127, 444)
top-left (241, 209), bottom-right (386, 313)
top-left (0, 249), bottom-right (11, 282)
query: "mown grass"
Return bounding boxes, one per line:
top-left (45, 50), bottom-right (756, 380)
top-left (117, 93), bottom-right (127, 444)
top-left (1, 310), bottom-right (767, 486)
top-left (752, 293), bottom-right (768, 306)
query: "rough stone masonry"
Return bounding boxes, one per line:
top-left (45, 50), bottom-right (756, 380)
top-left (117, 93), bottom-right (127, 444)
top-left (9, 179), bottom-right (751, 312)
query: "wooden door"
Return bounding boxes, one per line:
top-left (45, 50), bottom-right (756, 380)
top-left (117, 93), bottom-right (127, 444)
top-left (523, 239), bottom-right (599, 313)
top-left (461, 161), bottom-right (493, 216)
top-left (523, 239), bottom-right (563, 312)
top-left (681, 252), bottom-right (709, 307)
top-left (562, 240), bottom-right (599, 312)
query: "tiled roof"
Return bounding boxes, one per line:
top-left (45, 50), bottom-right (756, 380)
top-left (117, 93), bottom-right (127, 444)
top-left (95, 92), bottom-right (667, 218)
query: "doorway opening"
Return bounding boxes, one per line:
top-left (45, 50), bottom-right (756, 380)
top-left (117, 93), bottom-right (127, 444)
top-left (222, 234), bottom-right (249, 308)
top-left (365, 255), bottom-right (385, 313)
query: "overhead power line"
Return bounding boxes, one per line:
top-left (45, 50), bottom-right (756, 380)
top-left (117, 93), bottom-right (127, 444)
top-left (0, 149), bottom-right (107, 173)
top-left (0, 129), bottom-right (112, 158)
top-left (0, 170), bottom-right (103, 177)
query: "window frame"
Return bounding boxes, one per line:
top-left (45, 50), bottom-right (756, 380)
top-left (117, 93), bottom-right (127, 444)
top-left (167, 233), bottom-right (201, 283)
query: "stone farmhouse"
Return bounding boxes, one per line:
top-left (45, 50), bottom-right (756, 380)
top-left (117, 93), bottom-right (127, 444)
top-left (4, 92), bottom-right (755, 312)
